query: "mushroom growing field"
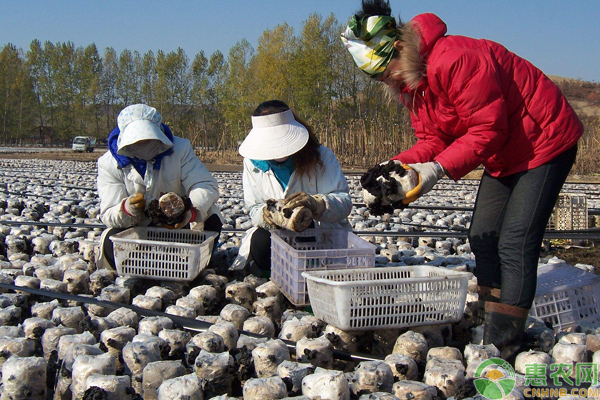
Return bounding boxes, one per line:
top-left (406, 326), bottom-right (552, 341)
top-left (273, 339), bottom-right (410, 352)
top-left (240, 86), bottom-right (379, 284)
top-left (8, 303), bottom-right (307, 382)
top-left (0, 156), bottom-right (599, 400)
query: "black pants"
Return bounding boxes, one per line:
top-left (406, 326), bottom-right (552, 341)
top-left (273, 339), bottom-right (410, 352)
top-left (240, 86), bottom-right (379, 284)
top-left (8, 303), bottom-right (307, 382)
top-left (103, 213), bottom-right (223, 269)
top-left (249, 227), bottom-right (272, 273)
top-left (468, 144), bottom-right (577, 309)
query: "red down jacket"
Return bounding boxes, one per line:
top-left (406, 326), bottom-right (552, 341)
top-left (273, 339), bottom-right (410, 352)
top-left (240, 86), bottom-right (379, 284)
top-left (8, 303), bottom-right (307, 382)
top-left (391, 13), bottom-right (583, 180)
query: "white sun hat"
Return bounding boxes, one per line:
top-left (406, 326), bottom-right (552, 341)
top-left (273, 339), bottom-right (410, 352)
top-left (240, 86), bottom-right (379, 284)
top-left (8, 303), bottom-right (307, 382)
top-left (116, 104), bottom-right (173, 156)
top-left (238, 109), bottom-right (309, 160)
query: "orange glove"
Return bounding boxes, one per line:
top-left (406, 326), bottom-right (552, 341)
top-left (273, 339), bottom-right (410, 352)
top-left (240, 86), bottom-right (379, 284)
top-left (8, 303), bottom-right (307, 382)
top-left (122, 193), bottom-right (145, 217)
top-left (405, 162), bottom-right (445, 202)
top-left (400, 164), bottom-right (422, 205)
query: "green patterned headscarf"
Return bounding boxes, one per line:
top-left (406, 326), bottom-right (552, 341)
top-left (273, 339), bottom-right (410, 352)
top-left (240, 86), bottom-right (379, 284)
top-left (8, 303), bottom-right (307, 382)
top-left (341, 15), bottom-right (400, 78)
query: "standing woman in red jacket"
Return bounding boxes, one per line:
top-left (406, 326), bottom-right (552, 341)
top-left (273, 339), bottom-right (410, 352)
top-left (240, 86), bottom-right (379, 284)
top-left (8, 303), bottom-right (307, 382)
top-left (344, 0), bottom-right (583, 360)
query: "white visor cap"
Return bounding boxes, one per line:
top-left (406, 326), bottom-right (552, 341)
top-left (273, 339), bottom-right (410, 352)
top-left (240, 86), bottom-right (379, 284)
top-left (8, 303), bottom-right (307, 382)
top-left (238, 109), bottom-right (309, 160)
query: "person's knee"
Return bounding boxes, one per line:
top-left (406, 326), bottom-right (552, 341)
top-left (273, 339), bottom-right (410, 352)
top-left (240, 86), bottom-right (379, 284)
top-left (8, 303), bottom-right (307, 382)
top-left (100, 227), bottom-right (125, 270)
top-left (204, 214), bottom-right (223, 234)
top-left (250, 228), bottom-right (271, 252)
top-left (249, 228), bottom-right (271, 271)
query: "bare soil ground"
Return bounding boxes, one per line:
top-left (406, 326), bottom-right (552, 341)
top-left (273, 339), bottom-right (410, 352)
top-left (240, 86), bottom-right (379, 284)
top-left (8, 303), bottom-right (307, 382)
top-left (0, 150), bottom-right (103, 162)
top-left (544, 240), bottom-right (600, 272)
top-left (0, 149), bottom-right (244, 172)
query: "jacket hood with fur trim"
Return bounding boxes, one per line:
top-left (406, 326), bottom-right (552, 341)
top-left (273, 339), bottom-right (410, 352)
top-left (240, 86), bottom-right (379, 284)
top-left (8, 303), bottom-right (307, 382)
top-left (398, 13), bottom-right (447, 91)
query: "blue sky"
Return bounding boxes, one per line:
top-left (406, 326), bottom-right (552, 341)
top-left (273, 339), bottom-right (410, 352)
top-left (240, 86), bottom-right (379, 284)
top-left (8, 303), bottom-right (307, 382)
top-left (1, 0), bottom-right (598, 82)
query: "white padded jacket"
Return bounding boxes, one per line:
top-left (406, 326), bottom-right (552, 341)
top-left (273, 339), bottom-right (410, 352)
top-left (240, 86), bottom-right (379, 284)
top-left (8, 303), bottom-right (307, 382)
top-left (231, 145), bottom-right (352, 270)
top-left (97, 136), bottom-right (222, 229)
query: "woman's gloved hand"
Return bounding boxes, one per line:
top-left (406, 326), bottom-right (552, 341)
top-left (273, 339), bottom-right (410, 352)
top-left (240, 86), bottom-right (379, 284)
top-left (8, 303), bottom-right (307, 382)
top-left (282, 192), bottom-right (326, 218)
top-left (158, 192), bottom-right (187, 218)
top-left (263, 199), bottom-right (313, 232)
top-left (146, 192), bottom-right (194, 228)
top-left (360, 161), bottom-right (420, 215)
top-left (163, 208), bottom-right (196, 229)
top-left (406, 161), bottom-right (445, 198)
top-left (263, 200), bottom-right (286, 229)
top-left (122, 193), bottom-right (146, 217)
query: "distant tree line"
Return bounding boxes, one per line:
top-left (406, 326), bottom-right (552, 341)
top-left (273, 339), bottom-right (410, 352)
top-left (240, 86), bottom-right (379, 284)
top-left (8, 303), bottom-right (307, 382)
top-left (0, 13), bottom-right (598, 173)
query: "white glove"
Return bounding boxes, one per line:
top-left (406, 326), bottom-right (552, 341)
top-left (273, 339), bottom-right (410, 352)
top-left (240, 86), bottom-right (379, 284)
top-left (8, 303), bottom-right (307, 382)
top-left (122, 193), bottom-right (145, 217)
top-left (406, 161), bottom-right (445, 197)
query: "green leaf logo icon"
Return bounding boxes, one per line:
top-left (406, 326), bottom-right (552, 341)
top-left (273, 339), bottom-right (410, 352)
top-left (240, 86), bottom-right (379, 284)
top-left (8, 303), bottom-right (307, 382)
top-left (473, 358), bottom-right (516, 399)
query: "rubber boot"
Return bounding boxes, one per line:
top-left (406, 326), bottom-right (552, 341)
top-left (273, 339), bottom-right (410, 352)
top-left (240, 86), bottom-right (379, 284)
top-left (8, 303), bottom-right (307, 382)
top-left (476, 286), bottom-right (501, 325)
top-left (483, 302), bottom-right (529, 362)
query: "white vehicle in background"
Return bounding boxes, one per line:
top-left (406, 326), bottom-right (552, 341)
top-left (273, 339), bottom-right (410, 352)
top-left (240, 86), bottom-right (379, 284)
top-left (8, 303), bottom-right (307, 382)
top-left (72, 136), bottom-right (96, 152)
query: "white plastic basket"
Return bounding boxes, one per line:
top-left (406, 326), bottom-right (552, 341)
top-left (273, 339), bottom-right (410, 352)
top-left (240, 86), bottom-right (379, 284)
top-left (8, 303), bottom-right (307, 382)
top-left (271, 229), bottom-right (376, 306)
top-left (554, 193), bottom-right (588, 231)
top-left (530, 263), bottom-right (600, 331)
top-left (302, 266), bottom-right (471, 331)
top-left (110, 227), bottom-right (218, 282)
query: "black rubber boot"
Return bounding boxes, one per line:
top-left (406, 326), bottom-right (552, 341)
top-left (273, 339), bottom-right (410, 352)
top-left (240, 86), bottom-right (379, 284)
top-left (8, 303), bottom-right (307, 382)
top-left (476, 286), bottom-right (501, 325)
top-left (483, 302), bottom-right (529, 362)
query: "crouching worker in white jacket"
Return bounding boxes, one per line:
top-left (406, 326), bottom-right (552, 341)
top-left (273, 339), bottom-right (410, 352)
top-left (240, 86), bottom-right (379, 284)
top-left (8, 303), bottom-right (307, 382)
top-left (96, 103), bottom-right (223, 270)
top-left (231, 100), bottom-right (352, 277)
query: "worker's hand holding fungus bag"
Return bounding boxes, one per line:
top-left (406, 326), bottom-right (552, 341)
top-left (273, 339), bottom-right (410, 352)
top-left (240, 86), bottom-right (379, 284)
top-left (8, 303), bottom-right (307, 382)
top-left (263, 198), bottom-right (313, 232)
top-left (360, 160), bottom-right (420, 215)
top-left (122, 192), bottom-right (146, 217)
top-left (360, 160), bottom-right (445, 215)
top-left (282, 192), bottom-right (325, 218)
top-left (146, 192), bottom-right (195, 229)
